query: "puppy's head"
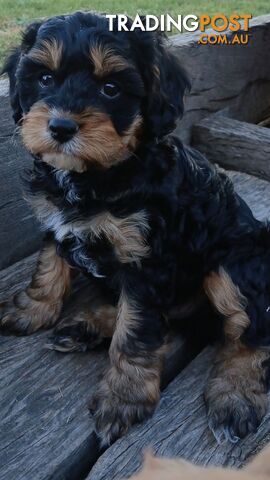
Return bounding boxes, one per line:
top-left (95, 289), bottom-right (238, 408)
top-left (3, 12), bottom-right (189, 171)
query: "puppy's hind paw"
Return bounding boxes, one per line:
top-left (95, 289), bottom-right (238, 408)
top-left (0, 290), bottom-right (61, 335)
top-left (0, 297), bottom-right (38, 335)
top-left (47, 321), bottom-right (104, 353)
top-left (46, 334), bottom-right (89, 352)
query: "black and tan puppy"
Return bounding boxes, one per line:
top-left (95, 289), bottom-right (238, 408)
top-left (2, 11), bottom-right (270, 447)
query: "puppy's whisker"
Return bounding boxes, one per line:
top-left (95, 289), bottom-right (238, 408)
top-left (10, 124), bottom-right (22, 146)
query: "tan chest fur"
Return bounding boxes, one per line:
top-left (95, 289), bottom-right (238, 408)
top-left (29, 193), bottom-right (150, 264)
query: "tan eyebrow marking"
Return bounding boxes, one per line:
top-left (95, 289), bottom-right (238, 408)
top-left (90, 44), bottom-right (129, 77)
top-left (29, 39), bottom-right (63, 70)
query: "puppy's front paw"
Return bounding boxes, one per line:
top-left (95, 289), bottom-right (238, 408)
top-left (206, 389), bottom-right (267, 444)
top-left (90, 387), bottom-right (155, 447)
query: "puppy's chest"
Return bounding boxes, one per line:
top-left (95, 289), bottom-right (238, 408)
top-left (30, 192), bottom-right (151, 268)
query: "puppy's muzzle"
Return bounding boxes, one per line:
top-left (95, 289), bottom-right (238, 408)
top-left (48, 118), bottom-right (79, 143)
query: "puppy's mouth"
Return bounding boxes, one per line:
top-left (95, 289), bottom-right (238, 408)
top-left (21, 102), bottom-right (142, 172)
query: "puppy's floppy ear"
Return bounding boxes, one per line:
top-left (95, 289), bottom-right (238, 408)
top-left (2, 48), bottom-right (22, 124)
top-left (2, 22), bottom-right (43, 123)
top-left (137, 31), bottom-right (190, 139)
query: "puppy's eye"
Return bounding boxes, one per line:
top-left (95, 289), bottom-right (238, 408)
top-left (101, 83), bottom-right (120, 98)
top-left (39, 73), bottom-right (54, 88)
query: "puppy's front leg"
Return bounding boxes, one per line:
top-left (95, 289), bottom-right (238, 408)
top-left (91, 284), bottom-right (168, 447)
top-left (0, 241), bottom-right (71, 335)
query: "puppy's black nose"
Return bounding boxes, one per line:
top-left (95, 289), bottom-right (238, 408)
top-left (48, 118), bottom-right (79, 143)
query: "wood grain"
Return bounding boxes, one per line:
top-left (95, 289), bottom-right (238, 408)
top-left (226, 170), bottom-right (270, 222)
top-left (192, 115), bottom-right (270, 181)
top-left (0, 130), bottom-right (42, 270)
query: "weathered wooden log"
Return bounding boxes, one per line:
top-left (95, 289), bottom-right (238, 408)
top-left (192, 114), bottom-right (270, 181)
top-left (87, 347), bottom-right (270, 480)
top-left (175, 14), bottom-right (270, 143)
top-left (226, 170), bottom-right (270, 221)
top-left (0, 96), bottom-right (42, 270)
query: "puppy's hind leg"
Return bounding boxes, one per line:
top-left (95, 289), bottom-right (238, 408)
top-left (48, 300), bottom-right (117, 353)
top-left (0, 242), bottom-right (71, 335)
top-left (203, 267), bottom-right (270, 443)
